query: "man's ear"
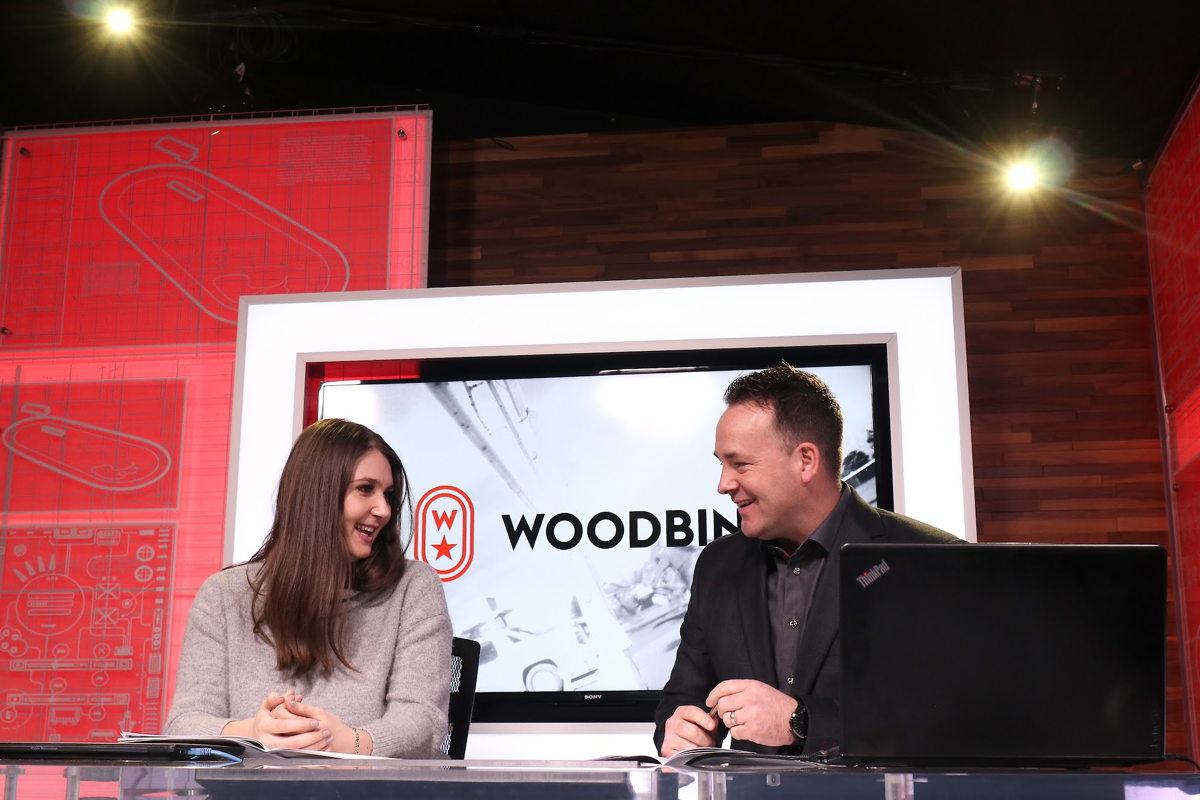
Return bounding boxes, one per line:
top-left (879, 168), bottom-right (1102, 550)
top-left (792, 441), bottom-right (822, 484)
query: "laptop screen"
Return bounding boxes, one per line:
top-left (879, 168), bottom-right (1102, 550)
top-left (838, 543), bottom-right (1166, 766)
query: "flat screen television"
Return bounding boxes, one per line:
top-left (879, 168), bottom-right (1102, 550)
top-left (315, 343), bottom-right (893, 722)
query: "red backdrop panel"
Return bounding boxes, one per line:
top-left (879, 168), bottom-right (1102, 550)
top-left (1, 112), bottom-right (427, 348)
top-left (0, 379), bottom-right (185, 512)
top-left (0, 109), bottom-right (429, 741)
top-left (0, 524), bottom-right (174, 739)
top-left (1145, 86), bottom-right (1200, 759)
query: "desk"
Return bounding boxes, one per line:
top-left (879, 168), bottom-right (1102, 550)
top-left (2, 757), bottom-right (1198, 800)
top-left (696, 769), bottom-right (1200, 800)
top-left (1, 758), bottom-right (661, 800)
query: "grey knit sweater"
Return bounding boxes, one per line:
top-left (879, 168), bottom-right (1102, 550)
top-left (165, 560), bottom-right (452, 758)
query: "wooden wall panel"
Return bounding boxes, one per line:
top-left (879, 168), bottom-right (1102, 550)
top-left (426, 120), bottom-right (1180, 754)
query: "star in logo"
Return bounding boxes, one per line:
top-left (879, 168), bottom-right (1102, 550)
top-left (432, 536), bottom-right (456, 560)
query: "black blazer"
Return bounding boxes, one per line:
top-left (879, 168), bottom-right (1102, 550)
top-left (653, 487), bottom-right (961, 754)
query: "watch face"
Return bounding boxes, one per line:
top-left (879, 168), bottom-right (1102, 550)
top-left (790, 707), bottom-right (808, 739)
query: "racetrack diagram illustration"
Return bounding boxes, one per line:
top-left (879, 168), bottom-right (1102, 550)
top-left (98, 135), bottom-right (351, 325)
top-left (2, 403), bottom-right (172, 492)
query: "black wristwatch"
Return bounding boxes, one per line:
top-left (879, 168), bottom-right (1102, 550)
top-left (789, 698), bottom-right (809, 747)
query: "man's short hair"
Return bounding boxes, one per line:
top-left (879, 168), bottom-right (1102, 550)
top-left (723, 362), bottom-right (844, 477)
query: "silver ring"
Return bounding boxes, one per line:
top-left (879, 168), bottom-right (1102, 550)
top-left (729, 710), bottom-right (737, 726)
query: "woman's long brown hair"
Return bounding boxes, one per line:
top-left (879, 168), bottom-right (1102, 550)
top-left (246, 418), bottom-right (411, 679)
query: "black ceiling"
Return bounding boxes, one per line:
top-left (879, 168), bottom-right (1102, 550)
top-left (3, 0), bottom-right (1200, 159)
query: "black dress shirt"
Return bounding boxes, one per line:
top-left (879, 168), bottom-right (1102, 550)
top-left (764, 485), bottom-right (853, 692)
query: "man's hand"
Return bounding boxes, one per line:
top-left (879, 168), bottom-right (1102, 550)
top-left (706, 679), bottom-right (798, 748)
top-left (659, 704), bottom-right (718, 758)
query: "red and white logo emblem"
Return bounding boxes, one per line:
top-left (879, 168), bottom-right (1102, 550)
top-left (414, 485), bottom-right (474, 582)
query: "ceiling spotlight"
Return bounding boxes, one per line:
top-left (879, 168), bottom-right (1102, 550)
top-left (1005, 163), bottom-right (1040, 191)
top-left (1002, 136), bottom-right (1075, 192)
top-left (104, 8), bottom-right (135, 34)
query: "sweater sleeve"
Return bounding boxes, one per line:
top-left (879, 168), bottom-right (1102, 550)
top-left (163, 570), bottom-right (240, 736)
top-left (359, 562), bottom-right (453, 758)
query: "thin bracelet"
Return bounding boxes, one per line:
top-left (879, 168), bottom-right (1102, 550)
top-left (353, 728), bottom-right (360, 755)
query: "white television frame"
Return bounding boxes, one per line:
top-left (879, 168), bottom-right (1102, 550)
top-left (226, 268), bottom-right (975, 757)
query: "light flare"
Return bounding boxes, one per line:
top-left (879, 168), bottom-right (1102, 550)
top-left (104, 7), bottom-right (135, 34)
top-left (1006, 163), bottom-right (1039, 190)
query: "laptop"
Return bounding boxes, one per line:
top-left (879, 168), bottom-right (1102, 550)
top-left (838, 543), bottom-right (1166, 767)
top-left (0, 741), bottom-right (242, 764)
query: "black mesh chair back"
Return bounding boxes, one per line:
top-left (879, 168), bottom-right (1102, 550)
top-left (441, 637), bottom-right (480, 759)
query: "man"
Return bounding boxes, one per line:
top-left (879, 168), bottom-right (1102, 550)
top-left (654, 363), bottom-right (959, 757)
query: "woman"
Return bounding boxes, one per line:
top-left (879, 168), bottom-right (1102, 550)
top-left (165, 418), bottom-right (451, 758)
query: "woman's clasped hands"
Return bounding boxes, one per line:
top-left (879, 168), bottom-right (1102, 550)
top-left (233, 690), bottom-right (369, 754)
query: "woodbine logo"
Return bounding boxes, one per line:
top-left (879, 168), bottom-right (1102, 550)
top-left (414, 486), bottom-right (474, 583)
top-left (414, 485), bottom-right (739, 582)
top-left (502, 508), bottom-right (739, 551)
top-left (855, 559), bottom-right (891, 588)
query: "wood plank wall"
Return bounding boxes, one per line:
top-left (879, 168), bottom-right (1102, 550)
top-left (426, 120), bottom-right (1180, 754)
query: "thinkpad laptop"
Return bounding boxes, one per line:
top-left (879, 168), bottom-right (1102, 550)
top-left (838, 542), bottom-right (1166, 767)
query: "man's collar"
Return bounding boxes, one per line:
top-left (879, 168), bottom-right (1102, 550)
top-left (760, 482), bottom-right (853, 558)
